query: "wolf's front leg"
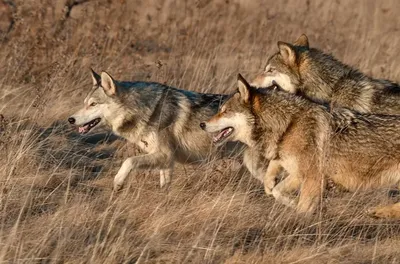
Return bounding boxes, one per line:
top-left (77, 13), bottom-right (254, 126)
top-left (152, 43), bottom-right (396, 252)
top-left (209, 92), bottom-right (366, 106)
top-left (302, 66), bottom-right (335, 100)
top-left (272, 173), bottom-right (300, 208)
top-left (263, 159), bottom-right (282, 195)
top-left (368, 202), bottom-right (400, 219)
top-left (243, 149), bottom-right (269, 182)
top-left (113, 152), bottom-right (172, 191)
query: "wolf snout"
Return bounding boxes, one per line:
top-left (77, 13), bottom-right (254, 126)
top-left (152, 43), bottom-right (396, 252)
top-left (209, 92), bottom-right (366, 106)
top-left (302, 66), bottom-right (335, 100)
top-left (199, 122), bottom-right (206, 130)
top-left (68, 117), bottom-right (76, 124)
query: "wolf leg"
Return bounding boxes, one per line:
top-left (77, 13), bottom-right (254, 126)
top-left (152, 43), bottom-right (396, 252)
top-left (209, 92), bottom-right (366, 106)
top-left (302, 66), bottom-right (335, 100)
top-left (242, 149), bottom-right (261, 181)
top-left (243, 149), bottom-right (269, 182)
top-left (113, 153), bottom-right (171, 191)
top-left (296, 176), bottom-right (324, 215)
top-left (272, 173), bottom-right (300, 208)
top-left (367, 203), bottom-right (400, 219)
top-left (159, 162), bottom-right (174, 189)
top-left (263, 159), bottom-right (282, 195)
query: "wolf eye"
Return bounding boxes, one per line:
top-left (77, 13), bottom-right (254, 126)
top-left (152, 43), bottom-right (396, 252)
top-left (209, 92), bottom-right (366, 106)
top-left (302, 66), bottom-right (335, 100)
top-left (266, 67), bottom-right (275, 73)
top-left (90, 102), bottom-right (97, 107)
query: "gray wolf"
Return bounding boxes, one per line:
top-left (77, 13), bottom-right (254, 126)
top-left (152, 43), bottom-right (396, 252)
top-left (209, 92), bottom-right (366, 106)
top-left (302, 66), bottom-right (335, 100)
top-left (252, 34), bottom-right (400, 114)
top-left (68, 70), bottom-right (266, 191)
top-left (202, 74), bottom-right (400, 217)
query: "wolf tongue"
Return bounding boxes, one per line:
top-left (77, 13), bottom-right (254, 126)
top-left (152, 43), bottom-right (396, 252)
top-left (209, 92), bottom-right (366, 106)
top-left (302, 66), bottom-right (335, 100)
top-left (79, 125), bottom-right (89, 133)
top-left (220, 129), bottom-right (229, 138)
top-left (214, 130), bottom-right (225, 142)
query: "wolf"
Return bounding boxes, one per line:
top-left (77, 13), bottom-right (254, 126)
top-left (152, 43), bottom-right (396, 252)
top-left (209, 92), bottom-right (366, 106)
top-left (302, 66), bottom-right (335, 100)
top-left (201, 74), bottom-right (400, 217)
top-left (68, 70), bottom-right (267, 191)
top-left (252, 34), bottom-right (400, 115)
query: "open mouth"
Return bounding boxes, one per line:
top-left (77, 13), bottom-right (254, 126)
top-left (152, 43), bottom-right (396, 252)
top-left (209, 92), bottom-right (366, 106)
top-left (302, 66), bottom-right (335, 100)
top-left (78, 118), bottom-right (101, 134)
top-left (212, 127), bottom-right (234, 144)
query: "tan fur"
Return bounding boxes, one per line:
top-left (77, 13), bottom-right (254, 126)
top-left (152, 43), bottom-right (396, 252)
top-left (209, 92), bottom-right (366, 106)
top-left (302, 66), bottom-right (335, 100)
top-left (251, 73), bottom-right (267, 87)
top-left (368, 203), bottom-right (400, 219)
top-left (207, 111), bottom-right (225, 124)
top-left (252, 94), bottom-right (262, 114)
top-left (209, 75), bottom-right (400, 217)
top-left (263, 159), bottom-right (282, 194)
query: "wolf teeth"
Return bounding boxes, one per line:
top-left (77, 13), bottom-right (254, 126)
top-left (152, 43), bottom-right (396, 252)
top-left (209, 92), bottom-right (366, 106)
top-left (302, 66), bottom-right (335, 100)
top-left (213, 127), bottom-right (233, 143)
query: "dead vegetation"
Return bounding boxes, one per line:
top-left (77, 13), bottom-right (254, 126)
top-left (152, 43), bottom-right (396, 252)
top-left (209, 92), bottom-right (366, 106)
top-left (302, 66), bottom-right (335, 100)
top-left (0, 0), bottom-right (400, 263)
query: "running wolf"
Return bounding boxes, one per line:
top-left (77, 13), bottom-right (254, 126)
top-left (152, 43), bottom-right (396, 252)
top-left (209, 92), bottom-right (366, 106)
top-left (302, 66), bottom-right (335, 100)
top-left (252, 34), bottom-right (400, 114)
top-left (201, 74), bottom-right (400, 217)
top-left (68, 70), bottom-right (266, 191)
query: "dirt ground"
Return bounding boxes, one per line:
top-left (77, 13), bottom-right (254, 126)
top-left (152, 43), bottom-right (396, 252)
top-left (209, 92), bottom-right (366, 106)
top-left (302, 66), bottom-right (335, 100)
top-left (1, 0), bottom-right (400, 263)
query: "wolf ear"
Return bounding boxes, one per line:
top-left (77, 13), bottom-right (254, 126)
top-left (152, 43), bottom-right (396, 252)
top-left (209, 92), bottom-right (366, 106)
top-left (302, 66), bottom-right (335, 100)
top-left (237, 73), bottom-right (251, 104)
top-left (90, 68), bottom-right (101, 86)
top-left (294, 34), bottom-right (309, 48)
top-left (278, 41), bottom-right (297, 66)
top-left (101, 72), bottom-right (117, 96)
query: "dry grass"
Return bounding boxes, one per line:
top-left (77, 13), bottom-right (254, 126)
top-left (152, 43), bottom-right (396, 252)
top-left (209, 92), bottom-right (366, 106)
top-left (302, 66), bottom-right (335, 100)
top-left (0, 0), bottom-right (400, 263)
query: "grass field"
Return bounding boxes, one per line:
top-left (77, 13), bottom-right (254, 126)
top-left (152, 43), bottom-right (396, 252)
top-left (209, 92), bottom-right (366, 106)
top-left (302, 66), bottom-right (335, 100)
top-left (1, 0), bottom-right (400, 263)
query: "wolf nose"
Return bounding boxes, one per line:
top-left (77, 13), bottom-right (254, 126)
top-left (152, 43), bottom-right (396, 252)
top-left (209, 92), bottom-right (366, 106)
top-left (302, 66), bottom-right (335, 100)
top-left (68, 117), bottom-right (76, 124)
top-left (199, 122), bottom-right (206, 130)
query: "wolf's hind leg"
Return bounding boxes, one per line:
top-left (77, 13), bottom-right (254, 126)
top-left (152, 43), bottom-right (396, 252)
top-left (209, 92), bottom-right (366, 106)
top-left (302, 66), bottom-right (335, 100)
top-left (159, 162), bottom-right (174, 189)
top-left (113, 153), bottom-right (171, 191)
top-left (296, 176), bottom-right (324, 215)
top-left (272, 173), bottom-right (300, 208)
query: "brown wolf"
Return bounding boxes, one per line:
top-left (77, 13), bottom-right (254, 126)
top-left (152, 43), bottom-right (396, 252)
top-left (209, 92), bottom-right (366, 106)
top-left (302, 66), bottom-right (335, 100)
top-left (202, 74), bottom-right (400, 216)
top-left (252, 34), bottom-right (400, 114)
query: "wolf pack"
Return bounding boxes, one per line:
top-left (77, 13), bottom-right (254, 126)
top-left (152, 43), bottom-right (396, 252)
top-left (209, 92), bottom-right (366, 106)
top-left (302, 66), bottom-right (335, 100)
top-left (68, 34), bottom-right (400, 219)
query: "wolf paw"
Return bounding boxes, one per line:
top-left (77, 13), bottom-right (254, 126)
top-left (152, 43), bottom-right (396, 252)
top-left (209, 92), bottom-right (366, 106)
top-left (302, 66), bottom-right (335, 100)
top-left (367, 204), bottom-right (400, 219)
top-left (159, 176), bottom-right (170, 189)
top-left (159, 181), bottom-right (171, 190)
top-left (113, 181), bottom-right (124, 192)
top-left (272, 188), bottom-right (297, 208)
top-left (264, 187), bottom-right (273, 196)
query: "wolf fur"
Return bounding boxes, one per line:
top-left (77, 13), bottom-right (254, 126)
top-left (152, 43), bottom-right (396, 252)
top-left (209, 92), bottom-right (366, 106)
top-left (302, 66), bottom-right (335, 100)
top-left (203, 74), bottom-right (400, 216)
top-left (68, 70), bottom-right (268, 191)
top-left (252, 34), bottom-right (400, 115)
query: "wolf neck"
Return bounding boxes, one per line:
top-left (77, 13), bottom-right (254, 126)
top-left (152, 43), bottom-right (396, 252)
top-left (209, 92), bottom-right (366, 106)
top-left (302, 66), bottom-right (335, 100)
top-left (251, 92), bottom-right (302, 159)
top-left (107, 107), bottom-right (139, 137)
top-left (299, 50), bottom-right (363, 104)
top-left (109, 83), bottom-right (156, 136)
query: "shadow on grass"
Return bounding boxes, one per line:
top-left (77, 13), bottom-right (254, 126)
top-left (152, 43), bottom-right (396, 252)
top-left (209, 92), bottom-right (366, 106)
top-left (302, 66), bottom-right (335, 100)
top-left (32, 120), bottom-right (122, 186)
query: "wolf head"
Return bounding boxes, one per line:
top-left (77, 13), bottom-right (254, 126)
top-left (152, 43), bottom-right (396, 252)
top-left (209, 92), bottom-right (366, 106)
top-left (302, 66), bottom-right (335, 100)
top-left (252, 34), bottom-right (310, 93)
top-left (200, 74), bottom-right (259, 147)
top-left (68, 70), bottom-right (120, 134)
